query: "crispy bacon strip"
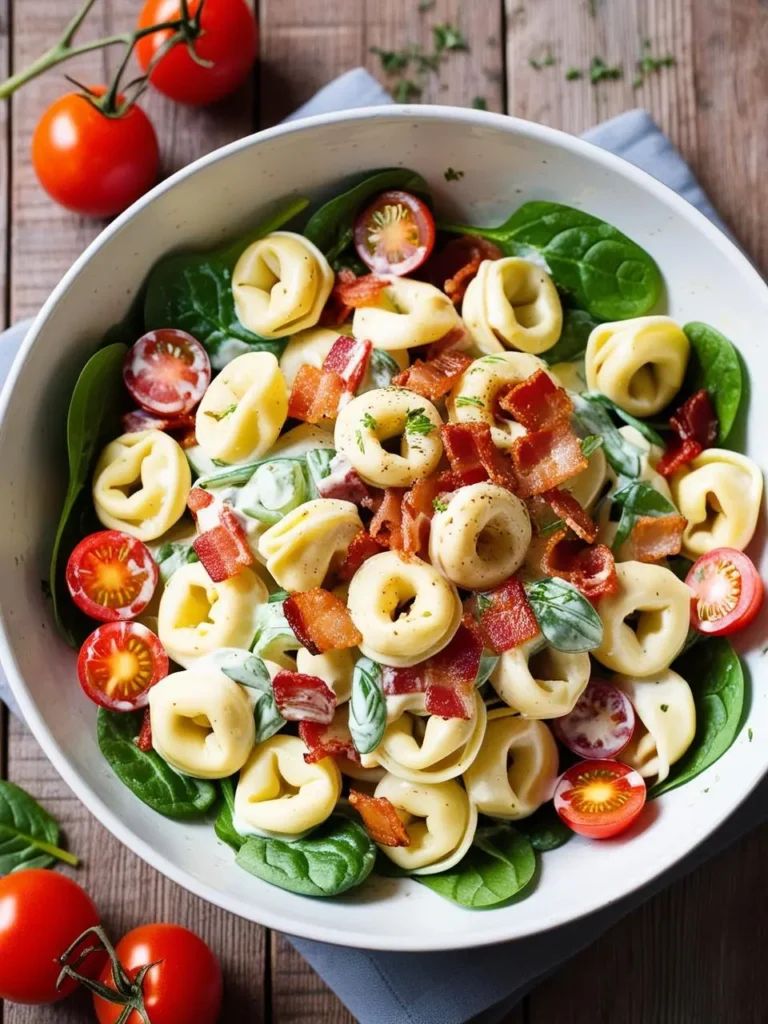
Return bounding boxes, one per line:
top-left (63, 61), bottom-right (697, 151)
top-left (511, 419), bottom-right (588, 497)
top-left (441, 422), bottom-right (518, 490)
top-left (657, 389), bottom-right (718, 477)
top-left (426, 324), bottom-right (472, 359)
top-left (193, 504), bottom-right (254, 582)
top-left (428, 235), bottom-right (503, 305)
top-left (472, 577), bottom-right (540, 653)
top-left (137, 709), bottom-right (153, 752)
top-left (321, 269), bottom-right (389, 325)
top-left (392, 351), bottom-right (472, 402)
top-left (271, 671), bottom-right (336, 725)
top-left (187, 486), bottom-right (214, 516)
top-left (630, 514), bottom-right (687, 563)
top-left (535, 529), bottom-right (619, 601)
top-left (338, 530), bottom-right (386, 581)
top-left (323, 335), bottom-right (372, 394)
top-left (299, 719), bottom-right (360, 765)
top-left (283, 588), bottom-right (362, 655)
top-left (401, 471), bottom-right (459, 559)
top-left (315, 453), bottom-right (371, 505)
top-left (348, 790), bottom-right (411, 847)
top-left (542, 487), bottom-right (598, 544)
top-left (656, 437), bottom-right (702, 478)
top-left (287, 364), bottom-right (346, 423)
top-left (369, 487), bottom-right (405, 550)
top-left (382, 665), bottom-right (425, 695)
top-left (424, 617), bottom-right (483, 719)
top-left (498, 369), bottom-right (574, 432)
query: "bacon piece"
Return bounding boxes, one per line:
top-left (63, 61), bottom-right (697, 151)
top-left (382, 665), bottom-right (426, 696)
top-left (498, 369), bottom-right (574, 431)
top-left (441, 422), bottom-right (518, 490)
top-left (321, 269), bottom-right (389, 325)
top-left (271, 671), bottom-right (336, 725)
top-left (542, 487), bottom-right (598, 544)
top-left (511, 419), bottom-right (588, 497)
top-left (426, 324), bottom-right (472, 359)
top-left (299, 719), bottom-right (360, 765)
top-left (322, 335), bottom-right (373, 394)
top-left (392, 351), bottom-right (472, 402)
top-left (656, 437), bottom-right (702, 478)
top-left (187, 486), bottom-right (215, 516)
top-left (136, 709), bottom-right (153, 752)
top-left (401, 471), bottom-right (459, 558)
top-left (472, 577), bottom-right (540, 653)
top-left (630, 514), bottom-right (687, 563)
top-left (288, 364), bottom-right (346, 424)
top-left (424, 618), bottom-right (483, 719)
top-left (348, 790), bottom-right (411, 847)
top-left (193, 504), bottom-right (254, 582)
top-left (283, 588), bottom-right (362, 655)
top-left (315, 453), bottom-right (371, 505)
top-left (338, 530), bottom-right (386, 581)
top-left (427, 235), bottom-right (503, 305)
top-left (657, 389), bottom-right (718, 478)
top-left (369, 487), bottom-right (405, 550)
top-left (536, 529), bottom-right (619, 601)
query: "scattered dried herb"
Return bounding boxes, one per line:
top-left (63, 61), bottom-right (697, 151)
top-left (444, 167), bottom-right (464, 181)
top-left (589, 56), bottom-right (623, 83)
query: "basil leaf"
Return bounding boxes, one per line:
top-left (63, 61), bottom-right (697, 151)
top-left (476, 651), bottom-right (500, 688)
top-left (215, 778), bottom-right (245, 852)
top-left (251, 601), bottom-right (302, 666)
top-left (417, 825), bottom-right (536, 907)
top-left (253, 692), bottom-right (286, 744)
top-left (572, 393), bottom-right (642, 477)
top-left (0, 780), bottom-right (77, 873)
top-left (610, 480), bottom-right (679, 551)
top-left (541, 307), bottom-right (599, 365)
top-left (305, 447), bottom-right (337, 496)
top-left (526, 577), bottom-right (603, 653)
top-left (440, 201), bottom-right (662, 321)
top-left (349, 657), bottom-right (387, 754)
top-left (515, 803), bottom-right (573, 851)
top-left (580, 434), bottom-right (604, 458)
top-left (50, 342), bottom-right (128, 647)
top-left (585, 391), bottom-right (665, 448)
top-left (208, 648), bottom-right (273, 693)
top-left (650, 638), bottom-right (745, 798)
top-left (238, 460), bottom-right (308, 524)
top-left (154, 541), bottom-right (199, 584)
top-left (365, 350), bottom-right (402, 390)
top-left (683, 322), bottom-right (743, 442)
top-left (235, 814), bottom-right (376, 896)
top-left (97, 709), bottom-right (217, 819)
top-left (268, 589), bottom-right (290, 604)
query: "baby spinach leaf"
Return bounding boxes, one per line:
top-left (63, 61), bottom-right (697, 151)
top-left (572, 393), bottom-right (642, 478)
top-left (650, 638), bottom-right (745, 798)
top-left (349, 657), bottom-right (387, 754)
top-left (215, 778), bottom-right (245, 852)
top-left (209, 648), bottom-right (273, 693)
top-left (50, 342), bottom-right (128, 647)
top-left (610, 479), bottom-right (679, 550)
top-left (304, 168), bottom-right (430, 266)
top-left (305, 448), bottom-right (337, 496)
top-left (667, 554), bottom-right (693, 582)
top-left (365, 350), bottom-right (403, 390)
top-left (476, 651), bottom-right (500, 688)
top-left (235, 814), bottom-right (377, 896)
top-left (526, 577), bottom-right (603, 653)
top-left (515, 803), bottom-right (572, 851)
top-left (585, 391), bottom-right (665, 448)
top-left (683, 322), bottom-right (742, 442)
top-left (251, 601), bottom-right (303, 666)
top-left (440, 201), bottom-right (663, 320)
top-left (580, 434), bottom-right (604, 458)
top-left (253, 692), bottom-right (286, 744)
top-left (541, 308), bottom-right (599, 365)
top-left (417, 825), bottom-right (536, 907)
top-left (197, 455), bottom-right (307, 490)
top-left (97, 709), bottom-right (217, 819)
top-left (154, 541), bottom-right (199, 584)
top-left (0, 780), bottom-right (78, 874)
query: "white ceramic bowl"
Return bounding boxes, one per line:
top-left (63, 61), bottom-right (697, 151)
top-left (0, 107), bottom-right (766, 951)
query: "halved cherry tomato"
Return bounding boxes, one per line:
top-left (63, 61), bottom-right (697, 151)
top-left (123, 329), bottom-right (211, 416)
top-left (686, 547), bottom-right (764, 636)
top-left (78, 622), bottom-right (169, 711)
top-left (354, 190), bottom-right (435, 275)
top-left (554, 760), bottom-right (646, 839)
top-left (66, 531), bottom-right (158, 623)
top-left (552, 679), bottom-right (635, 760)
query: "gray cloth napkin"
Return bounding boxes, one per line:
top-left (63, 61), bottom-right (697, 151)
top-left (1, 67), bottom-right (761, 1024)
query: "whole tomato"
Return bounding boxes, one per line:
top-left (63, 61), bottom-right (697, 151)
top-left (31, 89), bottom-right (159, 218)
top-left (136, 0), bottom-right (258, 106)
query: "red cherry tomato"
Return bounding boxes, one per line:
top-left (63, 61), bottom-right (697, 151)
top-left (552, 679), bottom-right (635, 760)
top-left (78, 621), bottom-right (169, 711)
top-left (31, 90), bottom-right (159, 218)
top-left (354, 190), bottom-right (436, 275)
top-left (686, 547), bottom-right (764, 636)
top-left (136, 0), bottom-right (258, 106)
top-left (124, 329), bottom-right (211, 416)
top-left (0, 870), bottom-right (103, 1004)
top-left (66, 531), bottom-right (158, 623)
top-left (93, 924), bottom-right (222, 1024)
top-left (554, 759), bottom-right (647, 840)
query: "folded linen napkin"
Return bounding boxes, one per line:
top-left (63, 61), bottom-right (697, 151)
top-left (0, 66), bottom-right (761, 1024)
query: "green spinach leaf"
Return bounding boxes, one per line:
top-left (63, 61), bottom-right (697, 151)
top-left (215, 778), bottom-right (245, 852)
top-left (572, 393), bottom-right (642, 478)
top-left (349, 657), bottom-right (387, 754)
top-left (209, 648), bottom-right (273, 692)
top-left (154, 541), bottom-right (199, 584)
top-left (515, 803), bottom-right (572, 851)
top-left (476, 651), bottom-right (500, 688)
top-left (0, 780), bottom-right (78, 873)
top-left (253, 692), bottom-right (286, 744)
top-left (610, 479), bottom-right (679, 550)
top-left (97, 708), bottom-right (217, 819)
top-left (541, 308), bottom-right (599, 365)
top-left (251, 601), bottom-right (303, 666)
top-left (585, 391), bottom-right (664, 447)
top-left (526, 577), bottom-right (603, 653)
top-left (365, 350), bottom-right (403, 390)
top-left (235, 814), bottom-right (376, 896)
top-left (683, 322), bottom-right (742, 442)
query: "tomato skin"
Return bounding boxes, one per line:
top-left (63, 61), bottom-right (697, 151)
top-left (136, 0), bottom-right (258, 106)
top-left (687, 547), bottom-right (764, 637)
top-left (354, 190), bottom-right (436, 275)
top-left (78, 621), bottom-right (169, 711)
top-left (0, 870), bottom-right (102, 1004)
top-left (124, 329), bottom-right (211, 416)
top-left (32, 91), bottom-right (159, 218)
top-left (66, 531), bottom-right (158, 623)
top-left (554, 759), bottom-right (646, 840)
top-left (93, 924), bottom-right (222, 1024)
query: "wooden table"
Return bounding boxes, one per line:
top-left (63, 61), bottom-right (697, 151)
top-left (2, 1), bottom-right (766, 1021)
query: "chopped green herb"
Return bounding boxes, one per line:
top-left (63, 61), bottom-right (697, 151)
top-left (660, 704), bottom-right (669, 712)
top-left (539, 517), bottom-right (566, 537)
top-left (476, 592), bottom-right (493, 616)
top-left (748, 728), bottom-right (754, 742)
top-left (632, 74), bottom-right (644, 89)
top-left (362, 412), bottom-right (378, 430)
top-left (638, 53), bottom-right (676, 73)
top-left (418, 0), bottom-right (435, 10)
top-left (393, 78), bottom-right (422, 102)
top-left (204, 403), bottom-right (237, 422)
top-left (565, 67), bottom-right (583, 81)
top-left (411, 45), bottom-right (441, 73)
top-left (444, 167), bottom-right (465, 182)
top-left (355, 429), bottom-right (365, 453)
top-left (589, 56), bottom-right (623, 83)
top-left (529, 51), bottom-right (555, 71)
top-left (405, 408), bottom-right (436, 436)
top-left (433, 23), bottom-right (469, 53)
top-left (455, 395), bottom-right (485, 409)
top-left (370, 47), bottom-right (410, 73)
top-left (433, 498), bottom-right (449, 513)
top-left (580, 434), bottom-right (604, 458)
top-left (472, 95), bottom-right (488, 110)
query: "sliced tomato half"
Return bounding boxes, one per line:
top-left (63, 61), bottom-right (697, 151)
top-left (123, 328), bottom-right (211, 416)
top-left (66, 530), bottom-right (158, 622)
top-left (77, 621), bottom-right (169, 711)
top-left (552, 679), bottom-right (635, 760)
top-left (686, 547), bottom-right (764, 636)
top-left (353, 190), bottom-right (435, 276)
top-left (554, 759), bottom-right (646, 840)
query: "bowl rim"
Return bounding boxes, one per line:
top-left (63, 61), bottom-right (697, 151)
top-left (1, 104), bottom-right (766, 951)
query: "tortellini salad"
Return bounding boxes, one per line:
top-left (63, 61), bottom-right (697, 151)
top-left (57, 171), bottom-right (763, 911)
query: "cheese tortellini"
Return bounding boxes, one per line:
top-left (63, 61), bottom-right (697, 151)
top-left (429, 482), bottom-right (532, 590)
top-left (462, 258), bottom-right (563, 355)
top-left (234, 735), bottom-right (341, 838)
top-left (585, 316), bottom-right (690, 417)
top-left (348, 552), bottom-right (462, 668)
top-left (671, 448), bottom-right (763, 557)
top-left (93, 429), bottom-right (191, 541)
top-left (373, 774), bottom-right (478, 874)
top-left (148, 669), bottom-right (255, 779)
top-left (295, 647), bottom-right (355, 704)
top-left (335, 388), bottom-right (443, 487)
top-left (593, 561), bottom-right (691, 677)
top-left (463, 709), bottom-right (559, 819)
top-left (232, 231), bottom-right (334, 338)
top-left (279, 325), bottom-right (408, 391)
top-left (352, 277), bottom-right (462, 351)
top-left (195, 352), bottom-right (287, 463)
top-left (157, 560), bottom-right (268, 668)
top-left (614, 670), bottom-right (696, 782)
top-left (490, 637), bottom-right (590, 719)
top-left (258, 498), bottom-right (362, 592)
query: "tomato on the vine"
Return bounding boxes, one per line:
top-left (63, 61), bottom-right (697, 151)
top-left (686, 547), bottom-right (764, 636)
top-left (78, 621), bottom-right (169, 711)
top-left (136, 0), bottom-right (258, 106)
top-left (31, 90), bottom-right (159, 218)
top-left (354, 190), bottom-right (436, 275)
top-left (554, 760), bottom-right (647, 840)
